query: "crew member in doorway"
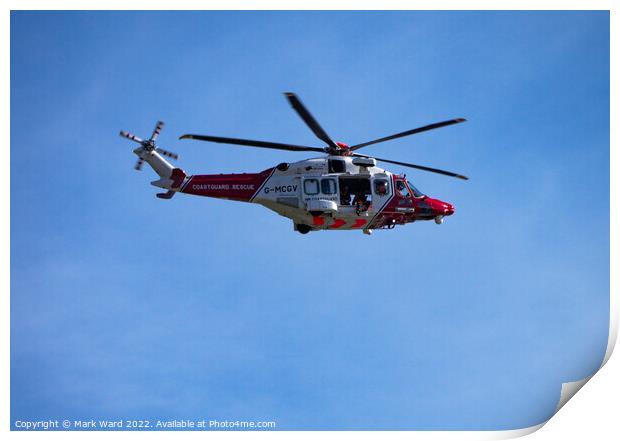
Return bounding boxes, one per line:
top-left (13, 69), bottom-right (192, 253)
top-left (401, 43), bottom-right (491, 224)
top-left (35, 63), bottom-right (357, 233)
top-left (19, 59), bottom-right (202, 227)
top-left (353, 191), bottom-right (371, 215)
top-left (340, 185), bottom-right (351, 205)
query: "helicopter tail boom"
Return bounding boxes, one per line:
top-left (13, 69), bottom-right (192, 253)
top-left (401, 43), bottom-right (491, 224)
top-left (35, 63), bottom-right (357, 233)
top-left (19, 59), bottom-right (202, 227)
top-left (134, 147), bottom-right (175, 179)
top-left (179, 168), bottom-right (276, 202)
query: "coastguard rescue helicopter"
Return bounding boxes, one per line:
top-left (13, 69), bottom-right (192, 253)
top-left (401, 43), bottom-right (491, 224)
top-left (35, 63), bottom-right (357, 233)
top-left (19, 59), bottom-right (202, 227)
top-left (120, 93), bottom-right (468, 234)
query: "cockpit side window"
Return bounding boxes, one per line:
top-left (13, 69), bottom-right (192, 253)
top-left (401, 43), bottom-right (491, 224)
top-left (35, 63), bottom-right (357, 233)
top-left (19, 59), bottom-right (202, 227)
top-left (396, 180), bottom-right (411, 198)
top-left (407, 181), bottom-right (425, 198)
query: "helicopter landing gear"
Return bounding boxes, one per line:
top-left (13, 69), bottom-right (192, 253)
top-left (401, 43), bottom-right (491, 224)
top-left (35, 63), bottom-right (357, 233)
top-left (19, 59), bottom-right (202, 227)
top-left (435, 215), bottom-right (444, 225)
top-left (296, 224), bottom-right (311, 234)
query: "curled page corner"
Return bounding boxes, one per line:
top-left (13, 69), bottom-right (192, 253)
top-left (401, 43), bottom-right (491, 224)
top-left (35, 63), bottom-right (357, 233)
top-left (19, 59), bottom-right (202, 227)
top-left (490, 422), bottom-right (546, 440)
top-left (494, 311), bottom-right (618, 439)
top-left (488, 375), bottom-right (597, 440)
top-left (549, 314), bottom-right (618, 418)
top-left (554, 312), bottom-right (618, 413)
top-left (555, 376), bottom-right (593, 413)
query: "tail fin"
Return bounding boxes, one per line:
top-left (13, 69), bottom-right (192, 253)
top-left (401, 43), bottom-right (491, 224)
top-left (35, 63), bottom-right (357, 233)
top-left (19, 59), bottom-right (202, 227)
top-left (150, 166), bottom-right (187, 192)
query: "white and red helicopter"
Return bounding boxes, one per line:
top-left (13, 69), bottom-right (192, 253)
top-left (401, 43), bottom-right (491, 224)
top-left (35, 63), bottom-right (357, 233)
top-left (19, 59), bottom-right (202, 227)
top-left (120, 93), bottom-right (468, 234)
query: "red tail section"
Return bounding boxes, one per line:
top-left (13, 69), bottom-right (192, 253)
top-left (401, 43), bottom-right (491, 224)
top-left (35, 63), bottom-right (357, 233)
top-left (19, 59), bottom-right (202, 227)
top-left (170, 168), bottom-right (187, 189)
top-left (180, 168), bottom-right (275, 202)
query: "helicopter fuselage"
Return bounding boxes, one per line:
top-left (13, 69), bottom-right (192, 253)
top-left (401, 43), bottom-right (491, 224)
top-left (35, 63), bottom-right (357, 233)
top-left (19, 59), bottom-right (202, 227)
top-left (174, 155), bottom-right (455, 233)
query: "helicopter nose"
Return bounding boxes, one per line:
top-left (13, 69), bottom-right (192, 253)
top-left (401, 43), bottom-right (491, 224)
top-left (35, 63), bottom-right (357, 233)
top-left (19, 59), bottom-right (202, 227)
top-left (427, 198), bottom-right (455, 216)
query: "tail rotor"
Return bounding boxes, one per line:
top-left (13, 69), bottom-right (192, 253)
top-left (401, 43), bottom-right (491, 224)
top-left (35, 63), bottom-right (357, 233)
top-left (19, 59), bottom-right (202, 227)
top-left (119, 120), bottom-right (180, 171)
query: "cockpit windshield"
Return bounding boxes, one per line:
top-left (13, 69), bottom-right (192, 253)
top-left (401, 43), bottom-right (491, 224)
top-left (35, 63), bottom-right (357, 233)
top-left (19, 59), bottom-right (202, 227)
top-left (407, 181), bottom-right (425, 198)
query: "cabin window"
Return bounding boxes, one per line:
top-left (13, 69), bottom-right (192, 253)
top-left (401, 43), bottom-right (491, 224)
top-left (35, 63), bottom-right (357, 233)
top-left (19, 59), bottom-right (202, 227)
top-left (374, 179), bottom-right (389, 196)
top-left (304, 179), bottom-right (320, 195)
top-left (396, 180), bottom-right (411, 198)
top-left (328, 159), bottom-right (346, 173)
top-left (321, 178), bottom-right (337, 195)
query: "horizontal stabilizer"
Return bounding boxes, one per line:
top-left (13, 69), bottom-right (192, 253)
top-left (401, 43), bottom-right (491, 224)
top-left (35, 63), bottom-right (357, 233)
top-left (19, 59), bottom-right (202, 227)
top-left (156, 190), bottom-right (175, 199)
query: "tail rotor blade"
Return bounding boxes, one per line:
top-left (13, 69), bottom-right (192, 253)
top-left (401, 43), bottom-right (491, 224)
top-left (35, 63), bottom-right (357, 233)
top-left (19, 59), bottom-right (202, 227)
top-left (156, 148), bottom-right (179, 160)
top-left (134, 158), bottom-right (145, 170)
top-left (120, 131), bottom-right (144, 144)
top-left (150, 120), bottom-right (164, 141)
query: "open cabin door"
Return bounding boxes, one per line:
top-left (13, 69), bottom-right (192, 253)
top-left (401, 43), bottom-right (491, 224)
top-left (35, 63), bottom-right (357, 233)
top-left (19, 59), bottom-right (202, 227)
top-left (337, 175), bottom-right (374, 216)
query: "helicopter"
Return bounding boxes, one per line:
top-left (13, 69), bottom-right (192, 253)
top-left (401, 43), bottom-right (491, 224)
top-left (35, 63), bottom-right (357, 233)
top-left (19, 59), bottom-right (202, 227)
top-left (120, 92), bottom-right (468, 234)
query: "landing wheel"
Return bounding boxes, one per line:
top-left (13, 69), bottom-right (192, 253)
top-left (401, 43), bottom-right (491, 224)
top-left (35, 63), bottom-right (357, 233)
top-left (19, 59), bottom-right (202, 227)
top-left (296, 224), bottom-right (311, 234)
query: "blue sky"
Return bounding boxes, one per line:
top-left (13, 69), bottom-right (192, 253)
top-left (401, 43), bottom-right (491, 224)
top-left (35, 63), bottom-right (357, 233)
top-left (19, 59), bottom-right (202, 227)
top-left (11, 11), bottom-right (609, 430)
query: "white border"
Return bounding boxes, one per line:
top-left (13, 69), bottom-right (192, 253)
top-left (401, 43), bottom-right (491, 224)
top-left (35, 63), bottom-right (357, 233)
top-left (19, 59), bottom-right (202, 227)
top-left (3, 1), bottom-right (616, 439)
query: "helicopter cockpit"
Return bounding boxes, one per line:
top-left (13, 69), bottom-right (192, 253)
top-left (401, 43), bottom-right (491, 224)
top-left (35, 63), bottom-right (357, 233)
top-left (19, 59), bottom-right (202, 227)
top-left (393, 178), bottom-right (425, 198)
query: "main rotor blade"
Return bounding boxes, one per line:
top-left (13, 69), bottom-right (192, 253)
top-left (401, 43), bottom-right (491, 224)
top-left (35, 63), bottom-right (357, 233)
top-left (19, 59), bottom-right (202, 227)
top-left (284, 92), bottom-right (339, 150)
top-left (349, 118), bottom-right (467, 151)
top-left (353, 154), bottom-right (469, 180)
top-left (179, 134), bottom-right (326, 153)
